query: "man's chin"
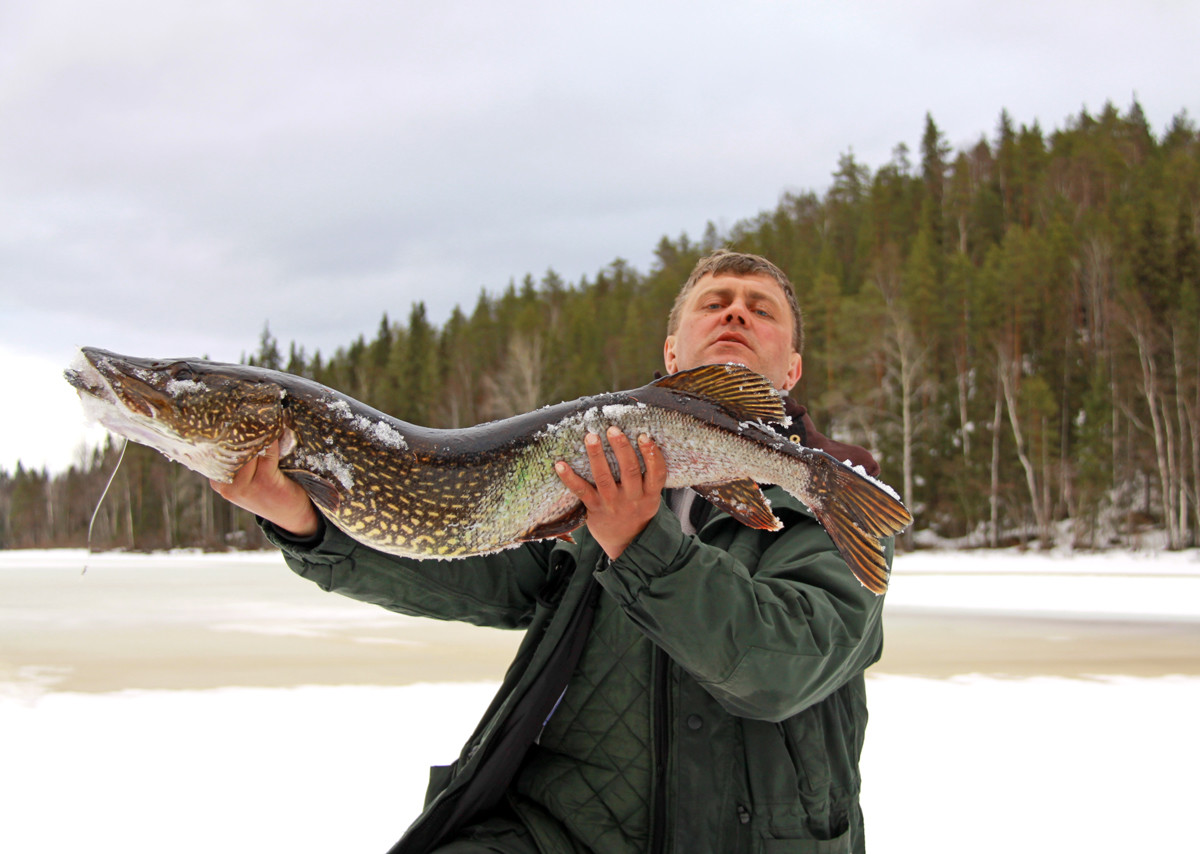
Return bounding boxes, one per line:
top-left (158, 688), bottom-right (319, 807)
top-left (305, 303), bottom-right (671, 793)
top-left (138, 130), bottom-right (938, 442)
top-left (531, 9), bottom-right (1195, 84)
top-left (702, 356), bottom-right (772, 380)
top-left (705, 345), bottom-right (758, 370)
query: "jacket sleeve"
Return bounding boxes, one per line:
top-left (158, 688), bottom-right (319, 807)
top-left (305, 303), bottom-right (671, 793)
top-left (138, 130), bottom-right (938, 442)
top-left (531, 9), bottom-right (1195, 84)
top-left (260, 518), bottom-right (554, 630)
top-left (594, 500), bottom-right (890, 722)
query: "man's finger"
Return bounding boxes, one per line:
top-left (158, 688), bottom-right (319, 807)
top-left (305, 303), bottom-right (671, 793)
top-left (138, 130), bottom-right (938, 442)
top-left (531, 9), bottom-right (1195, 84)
top-left (583, 432), bottom-right (617, 492)
top-left (607, 427), bottom-right (644, 493)
top-left (639, 434), bottom-right (668, 493)
top-left (554, 460), bottom-right (592, 497)
top-left (260, 439), bottom-right (281, 465)
top-left (216, 453), bottom-right (257, 493)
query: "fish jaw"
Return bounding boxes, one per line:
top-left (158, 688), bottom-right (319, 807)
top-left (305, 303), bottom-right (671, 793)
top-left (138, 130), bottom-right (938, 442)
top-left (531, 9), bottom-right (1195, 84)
top-left (65, 347), bottom-right (285, 482)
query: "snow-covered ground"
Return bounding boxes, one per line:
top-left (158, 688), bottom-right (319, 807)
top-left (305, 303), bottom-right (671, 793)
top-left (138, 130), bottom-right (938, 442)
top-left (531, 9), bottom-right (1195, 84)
top-left (1, 675), bottom-right (1194, 853)
top-left (888, 547), bottom-right (1200, 621)
top-left (2, 547), bottom-right (1198, 853)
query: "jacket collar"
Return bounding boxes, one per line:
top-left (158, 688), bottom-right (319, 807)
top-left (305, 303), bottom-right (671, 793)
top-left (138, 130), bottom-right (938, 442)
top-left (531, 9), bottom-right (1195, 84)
top-left (777, 398), bottom-right (879, 478)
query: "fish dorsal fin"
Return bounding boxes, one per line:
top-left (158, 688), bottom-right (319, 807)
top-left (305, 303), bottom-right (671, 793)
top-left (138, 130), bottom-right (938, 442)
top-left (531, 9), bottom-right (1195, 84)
top-left (693, 479), bottom-right (783, 531)
top-left (652, 364), bottom-right (785, 424)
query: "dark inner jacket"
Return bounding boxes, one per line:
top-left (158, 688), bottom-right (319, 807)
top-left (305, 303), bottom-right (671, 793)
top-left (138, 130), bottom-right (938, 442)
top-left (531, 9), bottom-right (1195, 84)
top-left (262, 397), bottom-right (891, 854)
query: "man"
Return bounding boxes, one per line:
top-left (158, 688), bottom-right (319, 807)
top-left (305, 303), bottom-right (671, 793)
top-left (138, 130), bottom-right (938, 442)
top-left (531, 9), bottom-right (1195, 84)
top-left (214, 250), bottom-right (891, 853)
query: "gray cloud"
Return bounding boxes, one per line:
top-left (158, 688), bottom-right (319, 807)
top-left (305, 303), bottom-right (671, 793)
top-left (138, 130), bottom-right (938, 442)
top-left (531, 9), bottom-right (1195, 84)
top-left (3, 0), bottom-right (1198, 471)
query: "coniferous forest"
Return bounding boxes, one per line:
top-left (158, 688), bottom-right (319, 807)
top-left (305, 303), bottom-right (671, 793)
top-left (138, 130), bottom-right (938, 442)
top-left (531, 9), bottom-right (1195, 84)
top-left (3, 103), bottom-right (1198, 552)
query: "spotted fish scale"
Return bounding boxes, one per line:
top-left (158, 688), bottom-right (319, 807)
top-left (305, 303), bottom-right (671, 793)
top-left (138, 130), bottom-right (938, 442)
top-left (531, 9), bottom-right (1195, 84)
top-left (66, 348), bottom-right (912, 593)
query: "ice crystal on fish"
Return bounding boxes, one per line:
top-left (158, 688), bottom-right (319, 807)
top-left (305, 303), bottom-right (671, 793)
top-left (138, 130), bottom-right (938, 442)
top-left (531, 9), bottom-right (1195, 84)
top-left (843, 460), bottom-right (900, 500)
top-left (298, 450), bottom-right (355, 490)
top-left (354, 416), bottom-right (408, 450)
top-left (324, 397), bottom-right (408, 450)
top-left (166, 379), bottom-right (206, 396)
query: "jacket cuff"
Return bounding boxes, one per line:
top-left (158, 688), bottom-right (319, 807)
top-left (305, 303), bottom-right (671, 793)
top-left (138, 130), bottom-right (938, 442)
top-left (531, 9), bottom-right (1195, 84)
top-left (594, 501), bottom-right (686, 605)
top-left (258, 515), bottom-right (358, 565)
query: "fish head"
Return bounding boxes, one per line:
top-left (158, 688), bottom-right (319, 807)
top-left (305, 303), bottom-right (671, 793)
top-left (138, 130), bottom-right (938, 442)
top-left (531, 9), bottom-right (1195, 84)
top-left (65, 347), bottom-right (287, 482)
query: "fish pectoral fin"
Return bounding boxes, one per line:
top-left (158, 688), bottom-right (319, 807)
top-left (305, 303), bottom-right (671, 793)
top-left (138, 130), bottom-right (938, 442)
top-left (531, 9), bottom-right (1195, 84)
top-left (517, 501), bottom-right (587, 543)
top-left (282, 469), bottom-right (343, 514)
top-left (651, 364), bottom-right (785, 424)
top-left (693, 479), bottom-right (782, 531)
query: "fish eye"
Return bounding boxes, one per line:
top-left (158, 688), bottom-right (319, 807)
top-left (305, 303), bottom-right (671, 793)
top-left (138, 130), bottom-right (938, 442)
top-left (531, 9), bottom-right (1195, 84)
top-left (173, 366), bottom-right (195, 382)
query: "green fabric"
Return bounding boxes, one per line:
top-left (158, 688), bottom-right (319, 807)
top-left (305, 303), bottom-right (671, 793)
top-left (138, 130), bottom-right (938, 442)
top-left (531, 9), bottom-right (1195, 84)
top-left (513, 593), bottom-right (657, 853)
top-left (431, 812), bottom-right (539, 853)
top-left (264, 485), bottom-right (889, 854)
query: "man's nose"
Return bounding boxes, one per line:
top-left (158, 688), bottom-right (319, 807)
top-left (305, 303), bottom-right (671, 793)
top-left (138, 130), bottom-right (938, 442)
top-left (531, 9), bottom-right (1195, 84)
top-left (723, 302), bottom-right (749, 325)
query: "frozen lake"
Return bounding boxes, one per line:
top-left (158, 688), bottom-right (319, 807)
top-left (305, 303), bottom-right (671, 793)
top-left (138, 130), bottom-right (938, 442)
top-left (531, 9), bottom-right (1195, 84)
top-left (2, 547), bottom-right (1198, 852)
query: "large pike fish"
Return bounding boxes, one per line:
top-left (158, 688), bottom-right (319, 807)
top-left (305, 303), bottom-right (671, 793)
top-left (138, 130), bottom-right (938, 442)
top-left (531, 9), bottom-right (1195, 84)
top-left (66, 347), bottom-right (911, 593)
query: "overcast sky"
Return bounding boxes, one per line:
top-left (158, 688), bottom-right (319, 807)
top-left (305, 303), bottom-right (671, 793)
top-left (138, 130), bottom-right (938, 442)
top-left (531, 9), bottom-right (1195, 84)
top-left (3, 0), bottom-right (1198, 474)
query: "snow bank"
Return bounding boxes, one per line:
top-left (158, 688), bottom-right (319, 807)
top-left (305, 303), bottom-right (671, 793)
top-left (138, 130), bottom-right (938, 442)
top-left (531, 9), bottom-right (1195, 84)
top-left (2, 677), bottom-right (1195, 853)
top-left (888, 548), bottom-right (1200, 620)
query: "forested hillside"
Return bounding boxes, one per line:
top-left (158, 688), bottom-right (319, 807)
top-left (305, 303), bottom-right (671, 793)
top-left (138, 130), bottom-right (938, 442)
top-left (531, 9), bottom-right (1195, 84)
top-left (4, 102), bottom-right (1197, 552)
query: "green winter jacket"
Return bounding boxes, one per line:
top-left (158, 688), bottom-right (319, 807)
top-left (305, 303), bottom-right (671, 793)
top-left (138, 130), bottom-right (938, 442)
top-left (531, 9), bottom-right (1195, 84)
top-left (264, 485), bottom-right (889, 854)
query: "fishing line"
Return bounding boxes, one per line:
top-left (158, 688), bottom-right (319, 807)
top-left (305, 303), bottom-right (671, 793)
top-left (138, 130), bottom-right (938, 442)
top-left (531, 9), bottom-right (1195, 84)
top-left (84, 437), bottom-right (128, 575)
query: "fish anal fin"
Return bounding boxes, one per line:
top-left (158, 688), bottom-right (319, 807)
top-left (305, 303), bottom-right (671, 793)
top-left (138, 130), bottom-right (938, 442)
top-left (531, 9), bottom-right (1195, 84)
top-left (283, 469), bottom-right (343, 514)
top-left (517, 500), bottom-right (587, 543)
top-left (652, 364), bottom-right (785, 424)
top-left (693, 479), bottom-right (782, 531)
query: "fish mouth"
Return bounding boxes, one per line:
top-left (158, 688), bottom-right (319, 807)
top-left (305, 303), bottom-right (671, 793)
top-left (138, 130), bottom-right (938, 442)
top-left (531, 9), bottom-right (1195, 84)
top-left (64, 365), bottom-right (106, 398)
top-left (64, 347), bottom-right (250, 482)
top-left (66, 348), bottom-right (171, 418)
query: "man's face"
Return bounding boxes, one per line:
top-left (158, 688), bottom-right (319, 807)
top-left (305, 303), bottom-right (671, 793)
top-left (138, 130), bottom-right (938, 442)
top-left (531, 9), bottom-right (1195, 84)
top-left (663, 272), bottom-right (803, 391)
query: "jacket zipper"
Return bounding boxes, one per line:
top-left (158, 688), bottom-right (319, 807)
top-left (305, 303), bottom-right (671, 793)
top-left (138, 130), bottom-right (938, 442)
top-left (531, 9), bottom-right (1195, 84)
top-left (650, 645), bottom-right (670, 854)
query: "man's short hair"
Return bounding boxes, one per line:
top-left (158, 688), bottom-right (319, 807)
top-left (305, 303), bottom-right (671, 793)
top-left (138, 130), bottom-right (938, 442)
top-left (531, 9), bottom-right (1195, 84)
top-left (667, 249), bottom-right (804, 353)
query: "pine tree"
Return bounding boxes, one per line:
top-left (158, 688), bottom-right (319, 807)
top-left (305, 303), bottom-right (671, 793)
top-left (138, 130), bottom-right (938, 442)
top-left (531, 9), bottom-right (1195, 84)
top-left (252, 323), bottom-right (283, 370)
top-left (8, 102), bottom-right (1200, 551)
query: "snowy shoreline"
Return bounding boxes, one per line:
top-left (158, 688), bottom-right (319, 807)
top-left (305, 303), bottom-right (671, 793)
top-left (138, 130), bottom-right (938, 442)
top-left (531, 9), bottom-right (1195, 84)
top-left (6, 543), bottom-right (1198, 571)
top-left (7, 545), bottom-right (1198, 622)
top-left (2, 547), bottom-right (1198, 852)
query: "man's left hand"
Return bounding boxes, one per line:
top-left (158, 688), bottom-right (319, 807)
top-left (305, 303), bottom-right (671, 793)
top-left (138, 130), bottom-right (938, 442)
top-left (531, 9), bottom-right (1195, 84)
top-left (555, 427), bottom-right (667, 560)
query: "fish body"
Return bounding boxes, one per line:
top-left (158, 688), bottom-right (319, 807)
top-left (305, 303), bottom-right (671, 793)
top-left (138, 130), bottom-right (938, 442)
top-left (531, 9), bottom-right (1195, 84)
top-left (66, 347), bottom-right (911, 593)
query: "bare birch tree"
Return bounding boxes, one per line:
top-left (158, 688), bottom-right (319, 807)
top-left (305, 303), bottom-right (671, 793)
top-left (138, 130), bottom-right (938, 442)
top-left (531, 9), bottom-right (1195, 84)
top-left (1124, 306), bottom-right (1183, 548)
top-left (996, 343), bottom-right (1052, 546)
top-left (482, 332), bottom-right (547, 421)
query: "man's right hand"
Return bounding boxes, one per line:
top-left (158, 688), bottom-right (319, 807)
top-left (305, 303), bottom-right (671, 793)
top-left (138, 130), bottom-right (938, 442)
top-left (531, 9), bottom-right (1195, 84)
top-left (210, 440), bottom-right (322, 538)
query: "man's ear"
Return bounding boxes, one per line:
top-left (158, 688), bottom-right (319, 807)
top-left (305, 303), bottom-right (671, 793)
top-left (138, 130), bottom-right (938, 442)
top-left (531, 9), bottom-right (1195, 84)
top-left (663, 336), bottom-right (679, 374)
top-left (780, 352), bottom-right (802, 391)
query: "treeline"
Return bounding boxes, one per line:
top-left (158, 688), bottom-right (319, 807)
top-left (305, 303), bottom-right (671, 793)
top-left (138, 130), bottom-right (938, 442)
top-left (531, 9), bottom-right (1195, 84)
top-left (3, 101), bottom-right (1198, 552)
top-left (0, 441), bottom-right (263, 551)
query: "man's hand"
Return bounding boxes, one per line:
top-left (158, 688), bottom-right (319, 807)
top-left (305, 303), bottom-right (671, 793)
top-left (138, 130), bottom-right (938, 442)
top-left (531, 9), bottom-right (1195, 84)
top-left (555, 427), bottom-right (667, 560)
top-left (210, 440), bottom-right (321, 538)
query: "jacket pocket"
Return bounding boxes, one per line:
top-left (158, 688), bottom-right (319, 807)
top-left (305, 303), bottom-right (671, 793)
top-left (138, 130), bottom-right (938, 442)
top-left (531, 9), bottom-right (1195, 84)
top-left (425, 762), bottom-right (457, 805)
top-left (762, 825), bottom-right (852, 853)
top-left (740, 715), bottom-right (853, 843)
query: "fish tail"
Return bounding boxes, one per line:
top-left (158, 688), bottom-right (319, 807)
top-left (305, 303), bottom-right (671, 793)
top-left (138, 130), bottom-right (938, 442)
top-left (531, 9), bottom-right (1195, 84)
top-left (803, 458), bottom-right (912, 595)
top-left (811, 503), bottom-right (892, 595)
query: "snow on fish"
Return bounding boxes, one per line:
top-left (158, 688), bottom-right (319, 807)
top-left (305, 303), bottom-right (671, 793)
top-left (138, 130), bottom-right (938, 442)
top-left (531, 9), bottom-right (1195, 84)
top-left (65, 347), bottom-right (911, 593)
